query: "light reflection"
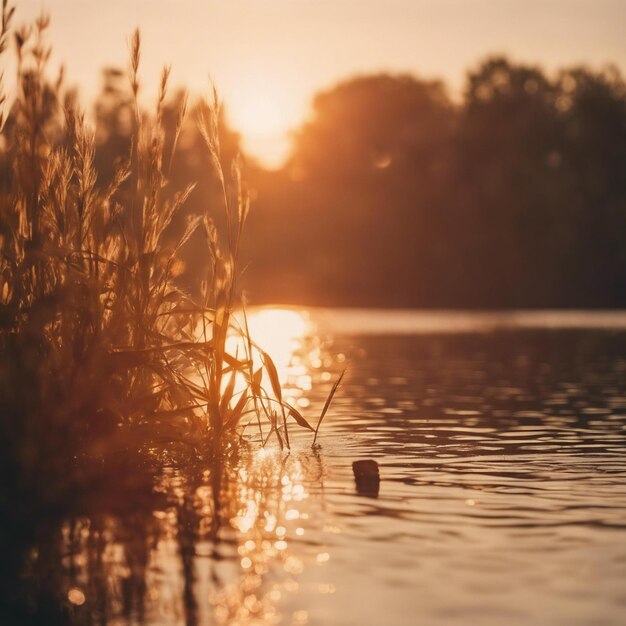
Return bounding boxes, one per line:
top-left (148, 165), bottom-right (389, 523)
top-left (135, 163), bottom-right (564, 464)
top-left (209, 451), bottom-right (316, 625)
top-left (67, 587), bottom-right (86, 606)
top-left (214, 307), bottom-right (313, 416)
top-left (241, 307), bottom-right (311, 385)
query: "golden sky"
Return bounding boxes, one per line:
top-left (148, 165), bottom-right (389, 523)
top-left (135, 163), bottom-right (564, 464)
top-left (15, 0), bottom-right (626, 167)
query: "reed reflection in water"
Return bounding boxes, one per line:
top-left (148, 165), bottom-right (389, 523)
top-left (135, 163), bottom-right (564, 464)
top-left (16, 446), bottom-right (330, 626)
top-left (5, 308), bottom-right (626, 626)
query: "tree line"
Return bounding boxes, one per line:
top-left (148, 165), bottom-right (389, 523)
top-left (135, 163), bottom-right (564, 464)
top-left (247, 57), bottom-right (626, 308)
top-left (3, 57), bottom-right (626, 308)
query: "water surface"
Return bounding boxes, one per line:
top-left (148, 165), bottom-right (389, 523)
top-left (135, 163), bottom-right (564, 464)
top-left (8, 309), bottom-right (626, 625)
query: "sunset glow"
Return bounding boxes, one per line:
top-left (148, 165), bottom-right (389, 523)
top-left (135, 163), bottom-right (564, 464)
top-left (226, 76), bottom-right (305, 168)
top-left (4, 1), bottom-right (626, 624)
top-left (15, 0), bottom-right (626, 167)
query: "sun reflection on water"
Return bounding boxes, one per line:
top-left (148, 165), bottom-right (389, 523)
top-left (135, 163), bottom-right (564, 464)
top-left (243, 308), bottom-right (311, 381)
top-left (221, 307), bottom-right (315, 414)
top-left (209, 449), bottom-right (313, 625)
top-left (146, 306), bottom-right (328, 625)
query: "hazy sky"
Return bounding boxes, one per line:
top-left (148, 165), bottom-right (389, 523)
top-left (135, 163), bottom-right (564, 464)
top-left (15, 0), bottom-right (626, 166)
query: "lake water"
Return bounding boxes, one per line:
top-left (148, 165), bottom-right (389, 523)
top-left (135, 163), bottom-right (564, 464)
top-left (7, 309), bottom-right (626, 625)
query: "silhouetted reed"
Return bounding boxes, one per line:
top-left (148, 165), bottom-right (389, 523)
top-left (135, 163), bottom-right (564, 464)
top-left (0, 4), bottom-right (339, 510)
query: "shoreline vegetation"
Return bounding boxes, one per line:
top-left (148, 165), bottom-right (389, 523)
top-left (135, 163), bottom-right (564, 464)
top-left (0, 3), bottom-right (340, 519)
top-left (0, 6), bottom-right (345, 620)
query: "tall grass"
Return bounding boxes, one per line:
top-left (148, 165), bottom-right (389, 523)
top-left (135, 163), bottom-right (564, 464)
top-left (0, 5), bottom-right (338, 499)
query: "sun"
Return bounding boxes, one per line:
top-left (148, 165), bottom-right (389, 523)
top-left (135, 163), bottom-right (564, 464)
top-left (225, 76), bottom-right (304, 169)
top-left (231, 93), bottom-right (284, 138)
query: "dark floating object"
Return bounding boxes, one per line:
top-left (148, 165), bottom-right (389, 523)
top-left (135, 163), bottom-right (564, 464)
top-left (352, 459), bottom-right (379, 478)
top-left (352, 459), bottom-right (380, 497)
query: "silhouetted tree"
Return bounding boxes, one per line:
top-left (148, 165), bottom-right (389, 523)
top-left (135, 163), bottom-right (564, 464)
top-left (4, 59), bottom-right (625, 308)
top-left (243, 60), bottom-right (626, 308)
top-left (246, 74), bottom-right (456, 305)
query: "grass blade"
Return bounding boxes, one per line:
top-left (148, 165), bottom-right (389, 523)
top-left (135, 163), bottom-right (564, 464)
top-left (262, 350), bottom-right (282, 402)
top-left (226, 389), bottom-right (248, 428)
top-left (263, 350), bottom-right (290, 448)
top-left (285, 402), bottom-right (315, 432)
top-left (313, 369), bottom-right (345, 445)
top-left (219, 369), bottom-right (237, 415)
